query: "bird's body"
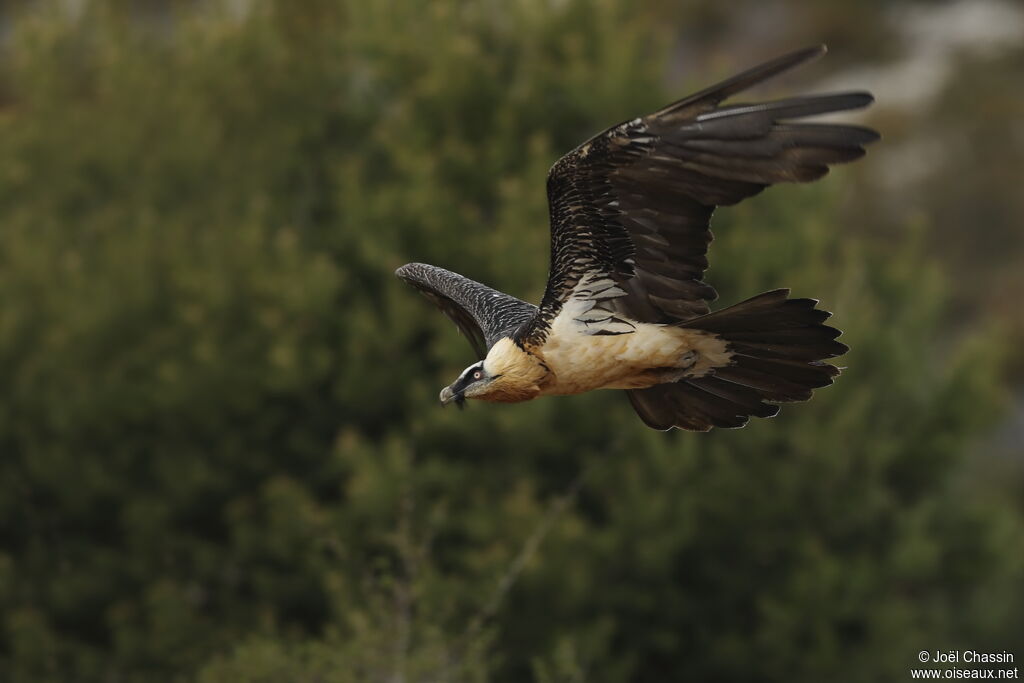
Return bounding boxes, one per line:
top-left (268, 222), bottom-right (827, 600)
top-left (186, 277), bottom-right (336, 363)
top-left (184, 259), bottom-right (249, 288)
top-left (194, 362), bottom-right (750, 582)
top-left (515, 311), bottom-right (729, 397)
top-left (397, 46), bottom-right (878, 431)
top-left (538, 321), bottom-right (725, 394)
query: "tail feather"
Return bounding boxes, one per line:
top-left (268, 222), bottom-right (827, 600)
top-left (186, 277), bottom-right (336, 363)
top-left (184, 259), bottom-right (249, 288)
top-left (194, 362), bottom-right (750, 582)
top-left (728, 337), bottom-right (841, 361)
top-left (686, 376), bottom-right (782, 419)
top-left (627, 289), bottom-right (847, 431)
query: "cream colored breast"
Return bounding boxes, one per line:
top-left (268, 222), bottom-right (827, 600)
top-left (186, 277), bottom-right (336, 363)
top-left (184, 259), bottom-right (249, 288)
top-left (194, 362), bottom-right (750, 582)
top-left (537, 299), bottom-right (731, 396)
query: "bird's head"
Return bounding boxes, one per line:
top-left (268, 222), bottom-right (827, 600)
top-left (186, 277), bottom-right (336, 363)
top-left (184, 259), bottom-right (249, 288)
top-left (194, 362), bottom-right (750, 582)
top-left (439, 338), bottom-right (549, 406)
top-left (439, 361), bottom-right (491, 408)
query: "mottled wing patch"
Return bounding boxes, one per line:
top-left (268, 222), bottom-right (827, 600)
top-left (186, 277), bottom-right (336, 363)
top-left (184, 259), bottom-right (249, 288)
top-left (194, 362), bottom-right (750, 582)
top-left (568, 275), bottom-right (636, 336)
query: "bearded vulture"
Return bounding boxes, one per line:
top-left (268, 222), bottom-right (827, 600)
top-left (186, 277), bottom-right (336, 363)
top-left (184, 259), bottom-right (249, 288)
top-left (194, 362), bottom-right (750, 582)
top-left (396, 45), bottom-right (878, 431)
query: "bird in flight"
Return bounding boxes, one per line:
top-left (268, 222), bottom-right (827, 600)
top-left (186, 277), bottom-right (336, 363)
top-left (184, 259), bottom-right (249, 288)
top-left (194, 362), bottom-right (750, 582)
top-left (397, 45), bottom-right (878, 431)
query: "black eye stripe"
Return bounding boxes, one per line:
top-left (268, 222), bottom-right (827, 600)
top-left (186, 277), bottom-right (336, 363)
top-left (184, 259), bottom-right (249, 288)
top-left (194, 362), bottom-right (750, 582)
top-left (459, 365), bottom-right (485, 384)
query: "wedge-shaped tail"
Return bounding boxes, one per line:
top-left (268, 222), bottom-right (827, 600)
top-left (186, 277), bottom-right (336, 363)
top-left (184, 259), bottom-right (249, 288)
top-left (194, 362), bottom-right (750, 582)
top-left (627, 289), bottom-right (847, 431)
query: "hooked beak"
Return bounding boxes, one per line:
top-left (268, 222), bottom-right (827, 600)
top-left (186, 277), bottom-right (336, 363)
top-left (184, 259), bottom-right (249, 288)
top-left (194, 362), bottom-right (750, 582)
top-left (439, 385), bottom-right (465, 409)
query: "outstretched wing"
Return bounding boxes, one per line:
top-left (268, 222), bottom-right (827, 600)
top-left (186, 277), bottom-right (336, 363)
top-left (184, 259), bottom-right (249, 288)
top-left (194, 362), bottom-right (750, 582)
top-left (396, 262), bottom-right (538, 359)
top-left (517, 45), bottom-right (878, 347)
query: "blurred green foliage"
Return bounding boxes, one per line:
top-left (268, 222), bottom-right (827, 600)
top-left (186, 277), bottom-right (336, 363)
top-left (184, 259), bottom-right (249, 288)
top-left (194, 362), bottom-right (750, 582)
top-left (0, 1), bottom-right (1021, 682)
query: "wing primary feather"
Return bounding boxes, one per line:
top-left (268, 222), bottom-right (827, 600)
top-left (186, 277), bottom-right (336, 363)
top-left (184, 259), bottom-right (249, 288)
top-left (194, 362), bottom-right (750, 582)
top-left (651, 45), bottom-right (827, 121)
top-left (695, 91), bottom-right (874, 123)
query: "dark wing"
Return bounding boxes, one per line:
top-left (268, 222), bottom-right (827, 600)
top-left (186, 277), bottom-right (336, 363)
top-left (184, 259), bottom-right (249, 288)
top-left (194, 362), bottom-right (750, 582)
top-left (396, 262), bottom-right (538, 359)
top-left (517, 45), bottom-right (878, 347)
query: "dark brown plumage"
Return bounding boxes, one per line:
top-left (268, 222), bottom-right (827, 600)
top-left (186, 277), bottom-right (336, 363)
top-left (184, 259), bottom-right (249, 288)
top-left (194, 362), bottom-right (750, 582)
top-left (397, 45), bottom-right (878, 431)
top-left (519, 45), bottom-right (876, 346)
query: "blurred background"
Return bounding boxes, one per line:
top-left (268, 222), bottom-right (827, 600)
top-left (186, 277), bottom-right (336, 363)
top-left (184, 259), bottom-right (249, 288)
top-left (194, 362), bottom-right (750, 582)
top-left (1, 1), bottom-right (1022, 681)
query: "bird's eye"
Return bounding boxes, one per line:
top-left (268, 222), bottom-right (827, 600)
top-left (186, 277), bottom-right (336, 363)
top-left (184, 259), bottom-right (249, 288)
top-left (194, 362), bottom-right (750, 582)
top-left (472, 370), bottom-right (482, 380)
